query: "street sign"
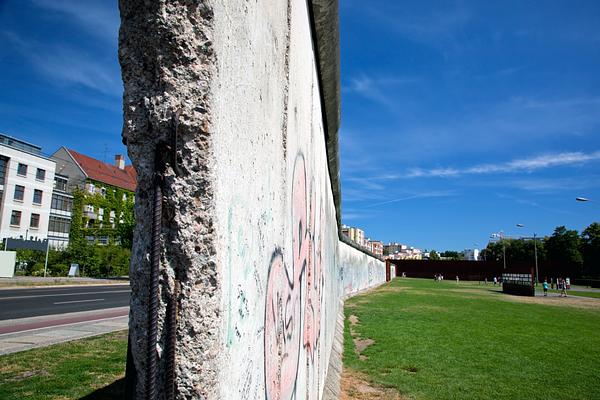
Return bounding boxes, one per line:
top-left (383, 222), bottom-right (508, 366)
top-left (68, 263), bottom-right (79, 277)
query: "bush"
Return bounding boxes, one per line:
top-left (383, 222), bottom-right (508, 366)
top-left (14, 243), bottom-right (131, 278)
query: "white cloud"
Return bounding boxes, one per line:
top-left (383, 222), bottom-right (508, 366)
top-left (403, 151), bottom-right (600, 178)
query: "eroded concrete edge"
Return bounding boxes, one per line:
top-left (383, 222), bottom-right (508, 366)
top-left (119, 1), bottom-right (220, 398)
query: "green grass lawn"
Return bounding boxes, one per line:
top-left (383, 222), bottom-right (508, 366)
top-left (0, 331), bottom-right (127, 400)
top-left (344, 278), bottom-right (600, 400)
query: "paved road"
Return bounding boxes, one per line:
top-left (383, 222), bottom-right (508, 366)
top-left (0, 285), bottom-right (130, 320)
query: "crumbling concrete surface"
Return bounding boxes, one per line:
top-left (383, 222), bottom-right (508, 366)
top-left (119, 1), bottom-right (220, 398)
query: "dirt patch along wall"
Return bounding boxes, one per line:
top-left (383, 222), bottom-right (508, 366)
top-left (119, 1), bottom-right (384, 399)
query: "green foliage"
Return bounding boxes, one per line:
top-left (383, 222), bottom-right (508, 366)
top-left (481, 223), bottom-right (600, 278)
top-left (581, 222), bottom-right (600, 277)
top-left (14, 244), bottom-right (130, 278)
top-left (440, 250), bottom-right (461, 260)
top-left (76, 181), bottom-right (135, 246)
top-left (545, 226), bottom-right (583, 274)
top-left (14, 249), bottom-right (46, 276)
top-left (428, 250), bottom-right (440, 260)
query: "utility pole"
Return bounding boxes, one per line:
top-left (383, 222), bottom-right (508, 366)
top-left (533, 233), bottom-right (538, 286)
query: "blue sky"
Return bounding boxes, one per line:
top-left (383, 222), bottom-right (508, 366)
top-left (339, 0), bottom-right (600, 250)
top-left (1, 1), bottom-right (599, 251)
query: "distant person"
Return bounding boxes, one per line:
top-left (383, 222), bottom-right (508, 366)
top-left (493, 276), bottom-right (497, 285)
top-left (543, 280), bottom-right (549, 296)
top-left (560, 278), bottom-right (568, 297)
top-left (456, 276), bottom-right (459, 284)
top-left (484, 277), bottom-right (488, 285)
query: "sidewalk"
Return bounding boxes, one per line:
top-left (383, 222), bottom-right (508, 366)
top-left (0, 276), bottom-right (129, 289)
top-left (0, 307), bottom-right (129, 355)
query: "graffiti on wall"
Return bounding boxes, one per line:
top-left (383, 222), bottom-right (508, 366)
top-left (264, 154), bottom-right (325, 400)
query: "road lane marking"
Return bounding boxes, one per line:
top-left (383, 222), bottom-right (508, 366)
top-left (53, 298), bottom-right (105, 305)
top-left (0, 313), bottom-right (129, 337)
top-left (0, 290), bottom-right (130, 301)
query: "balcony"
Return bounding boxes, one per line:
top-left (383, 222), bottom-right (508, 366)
top-left (83, 210), bottom-right (97, 219)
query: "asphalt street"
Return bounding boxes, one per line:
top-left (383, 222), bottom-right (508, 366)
top-left (0, 285), bottom-right (131, 320)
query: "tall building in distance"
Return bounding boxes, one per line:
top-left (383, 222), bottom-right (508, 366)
top-left (384, 242), bottom-right (423, 260)
top-left (462, 248), bottom-right (480, 261)
top-left (341, 224), bottom-right (365, 247)
top-left (0, 134), bottom-right (56, 244)
top-left (367, 239), bottom-right (384, 257)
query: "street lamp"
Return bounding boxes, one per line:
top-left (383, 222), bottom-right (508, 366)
top-left (490, 231), bottom-right (506, 270)
top-left (516, 224), bottom-right (539, 286)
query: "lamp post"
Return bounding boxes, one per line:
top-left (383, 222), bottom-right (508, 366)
top-left (490, 231), bottom-right (506, 270)
top-left (516, 224), bottom-right (539, 286)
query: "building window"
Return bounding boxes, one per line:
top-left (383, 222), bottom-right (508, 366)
top-left (86, 182), bottom-right (95, 194)
top-left (0, 156), bottom-right (8, 183)
top-left (54, 176), bottom-right (68, 192)
top-left (13, 185), bottom-right (24, 201)
top-left (36, 168), bottom-right (46, 181)
top-left (51, 194), bottom-right (73, 212)
top-left (85, 204), bottom-right (94, 213)
top-left (33, 189), bottom-right (43, 204)
top-left (17, 163), bottom-right (27, 176)
top-left (48, 216), bottom-right (71, 234)
top-left (10, 210), bottom-right (21, 226)
top-left (30, 213), bottom-right (40, 228)
top-left (98, 236), bottom-right (109, 245)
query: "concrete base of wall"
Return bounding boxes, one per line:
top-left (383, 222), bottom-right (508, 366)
top-left (322, 299), bottom-right (345, 400)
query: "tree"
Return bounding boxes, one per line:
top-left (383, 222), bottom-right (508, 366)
top-left (440, 250), bottom-right (461, 260)
top-left (545, 226), bottom-right (583, 277)
top-left (581, 222), bottom-right (600, 278)
top-left (429, 250), bottom-right (440, 260)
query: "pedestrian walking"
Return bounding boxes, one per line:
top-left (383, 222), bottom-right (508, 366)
top-left (560, 278), bottom-right (568, 297)
top-left (543, 280), bottom-right (549, 296)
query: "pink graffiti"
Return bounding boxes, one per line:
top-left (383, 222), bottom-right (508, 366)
top-left (264, 250), bottom-right (301, 400)
top-left (303, 181), bottom-right (323, 360)
top-left (264, 155), bottom-right (325, 400)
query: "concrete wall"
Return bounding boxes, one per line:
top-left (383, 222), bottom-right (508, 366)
top-left (119, 1), bottom-right (385, 399)
top-left (0, 251), bottom-right (16, 278)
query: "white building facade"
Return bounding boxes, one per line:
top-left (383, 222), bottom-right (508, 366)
top-left (0, 135), bottom-right (56, 244)
top-left (463, 248), bottom-right (480, 261)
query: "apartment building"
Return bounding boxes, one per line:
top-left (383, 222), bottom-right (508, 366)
top-left (48, 173), bottom-right (73, 248)
top-left (52, 147), bottom-right (136, 245)
top-left (0, 134), bottom-right (56, 243)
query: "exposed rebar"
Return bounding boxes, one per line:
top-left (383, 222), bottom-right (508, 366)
top-left (165, 280), bottom-right (180, 400)
top-left (146, 179), bottom-right (162, 400)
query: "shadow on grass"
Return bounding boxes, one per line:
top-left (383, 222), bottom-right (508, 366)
top-left (80, 378), bottom-right (125, 400)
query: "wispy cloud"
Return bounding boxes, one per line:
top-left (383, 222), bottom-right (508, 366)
top-left (344, 73), bottom-right (419, 108)
top-left (365, 190), bottom-right (456, 208)
top-left (3, 32), bottom-right (122, 96)
top-left (30, 0), bottom-right (119, 43)
top-left (406, 151), bottom-right (600, 178)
